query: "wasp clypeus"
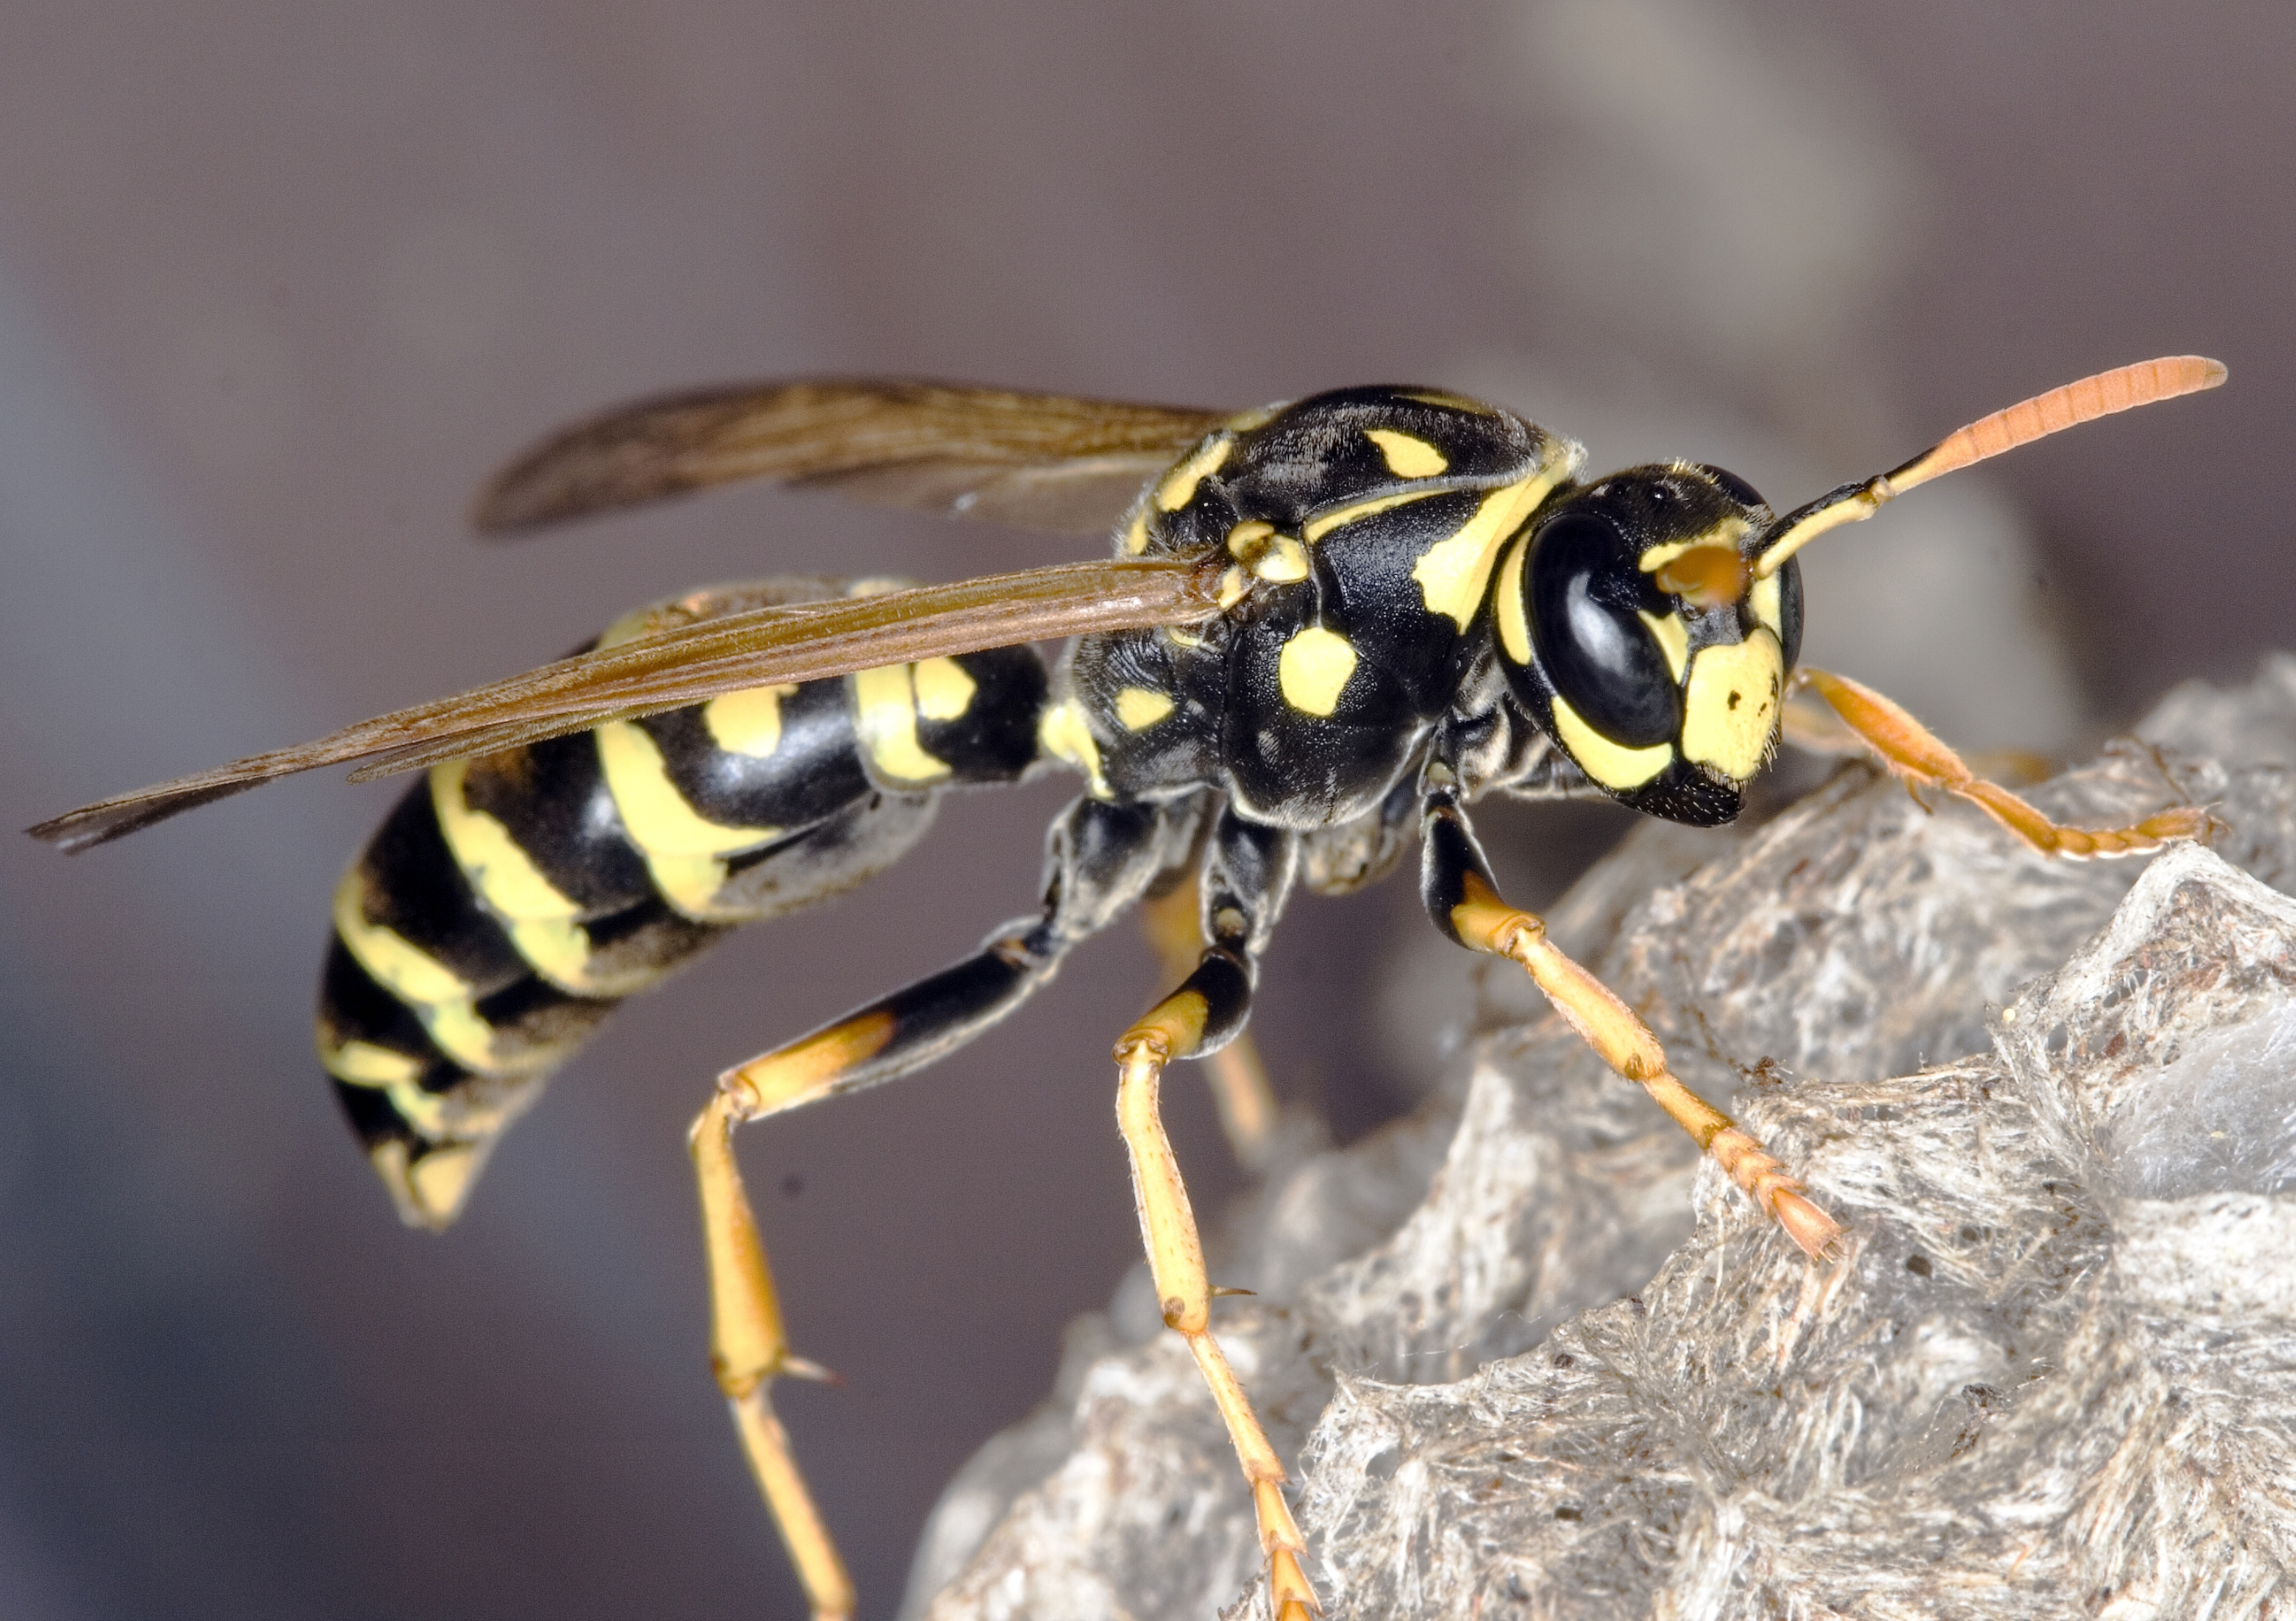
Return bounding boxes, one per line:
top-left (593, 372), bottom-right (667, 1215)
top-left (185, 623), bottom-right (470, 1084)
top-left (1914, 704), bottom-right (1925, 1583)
top-left (32, 354), bottom-right (2226, 1621)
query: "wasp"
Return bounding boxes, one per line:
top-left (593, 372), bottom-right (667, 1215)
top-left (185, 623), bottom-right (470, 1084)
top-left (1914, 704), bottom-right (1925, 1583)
top-left (32, 354), bottom-right (2224, 1620)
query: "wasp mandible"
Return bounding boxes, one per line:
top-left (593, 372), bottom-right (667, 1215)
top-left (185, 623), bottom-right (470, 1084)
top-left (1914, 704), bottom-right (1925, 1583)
top-left (33, 354), bottom-right (2225, 1621)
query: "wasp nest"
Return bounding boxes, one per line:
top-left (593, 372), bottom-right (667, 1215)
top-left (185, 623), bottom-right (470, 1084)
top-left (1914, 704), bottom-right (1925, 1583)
top-left (904, 658), bottom-right (2296, 1621)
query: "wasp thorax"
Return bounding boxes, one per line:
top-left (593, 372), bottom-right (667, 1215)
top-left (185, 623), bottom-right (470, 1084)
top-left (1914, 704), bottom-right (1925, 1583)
top-left (1496, 464), bottom-right (1799, 826)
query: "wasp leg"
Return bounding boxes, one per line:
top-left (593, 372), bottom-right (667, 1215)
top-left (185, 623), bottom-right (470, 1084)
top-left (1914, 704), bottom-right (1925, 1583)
top-left (1138, 868), bottom-right (1278, 1170)
top-left (1113, 812), bottom-right (1318, 1619)
top-left (689, 797), bottom-right (1196, 1618)
top-left (1797, 666), bottom-right (2207, 857)
top-left (1420, 778), bottom-right (1843, 1262)
top-left (693, 1090), bottom-right (853, 1621)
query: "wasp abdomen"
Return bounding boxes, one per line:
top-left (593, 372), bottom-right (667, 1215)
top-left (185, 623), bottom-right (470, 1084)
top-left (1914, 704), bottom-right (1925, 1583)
top-left (318, 598), bottom-right (1049, 1230)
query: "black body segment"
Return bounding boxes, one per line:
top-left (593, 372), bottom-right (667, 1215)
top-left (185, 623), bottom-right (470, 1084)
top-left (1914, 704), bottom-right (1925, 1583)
top-left (319, 576), bottom-right (1052, 1228)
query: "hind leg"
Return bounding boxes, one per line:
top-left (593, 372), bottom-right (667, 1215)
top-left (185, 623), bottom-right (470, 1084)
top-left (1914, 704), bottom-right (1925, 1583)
top-left (689, 796), bottom-right (1198, 1618)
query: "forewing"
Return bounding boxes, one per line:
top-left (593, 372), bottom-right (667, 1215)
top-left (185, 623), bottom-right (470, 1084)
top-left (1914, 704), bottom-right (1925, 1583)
top-left (30, 558), bottom-right (1215, 851)
top-left (473, 378), bottom-right (1230, 537)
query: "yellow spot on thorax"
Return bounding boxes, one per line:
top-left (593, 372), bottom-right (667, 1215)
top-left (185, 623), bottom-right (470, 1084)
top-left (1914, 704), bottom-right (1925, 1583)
top-left (1225, 520), bottom-right (1310, 583)
top-left (1494, 533), bottom-right (1532, 664)
top-left (1411, 473), bottom-right (1557, 630)
top-left (1116, 687), bottom-right (1176, 730)
top-left (1365, 429), bottom-right (1448, 478)
top-left (1277, 624), bottom-right (1358, 717)
top-left (1680, 630), bottom-right (1782, 782)
top-left (1154, 434), bottom-right (1233, 512)
top-left (1397, 389), bottom-right (1496, 414)
top-left (1548, 694), bottom-right (1673, 790)
top-left (1303, 488), bottom-right (1445, 544)
top-left (1038, 697), bottom-right (1111, 797)
top-left (703, 684), bottom-right (798, 757)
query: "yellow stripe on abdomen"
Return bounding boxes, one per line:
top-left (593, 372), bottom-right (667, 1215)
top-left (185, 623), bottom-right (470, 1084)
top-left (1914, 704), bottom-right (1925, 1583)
top-left (596, 718), bottom-right (783, 920)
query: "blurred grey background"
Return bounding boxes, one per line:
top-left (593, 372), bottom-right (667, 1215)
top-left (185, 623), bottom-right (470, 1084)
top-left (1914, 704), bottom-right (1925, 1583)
top-left (0, 3), bottom-right (2286, 1618)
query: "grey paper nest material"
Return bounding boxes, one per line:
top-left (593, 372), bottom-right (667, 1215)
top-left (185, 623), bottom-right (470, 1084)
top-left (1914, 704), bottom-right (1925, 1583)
top-left (906, 659), bottom-right (2296, 1621)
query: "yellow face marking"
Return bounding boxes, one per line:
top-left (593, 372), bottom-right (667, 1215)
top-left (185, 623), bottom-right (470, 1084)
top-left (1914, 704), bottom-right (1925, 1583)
top-left (1638, 518), bottom-right (1752, 576)
top-left (703, 684), bottom-right (798, 757)
top-left (1277, 624), bottom-right (1358, 717)
top-left (1749, 571), bottom-right (1784, 639)
top-left (1038, 697), bottom-right (1111, 797)
top-left (1680, 630), bottom-right (1783, 783)
top-left (851, 664), bottom-right (952, 784)
top-left (1494, 533), bottom-right (1532, 664)
top-left (911, 657), bottom-right (977, 721)
top-left (1154, 435), bottom-right (1232, 512)
top-left (1637, 610), bottom-right (1691, 682)
top-left (1411, 473), bottom-right (1556, 631)
top-left (1116, 687), bottom-right (1176, 730)
top-left (1303, 487), bottom-right (1446, 544)
top-left (1225, 519), bottom-right (1310, 584)
top-left (1123, 503), bottom-right (1152, 556)
top-left (1366, 429), bottom-right (1448, 478)
top-left (1548, 693), bottom-right (1673, 790)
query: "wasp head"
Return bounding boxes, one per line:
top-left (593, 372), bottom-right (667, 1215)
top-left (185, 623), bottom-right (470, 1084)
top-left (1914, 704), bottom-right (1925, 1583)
top-left (1493, 461), bottom-right (1802, 826)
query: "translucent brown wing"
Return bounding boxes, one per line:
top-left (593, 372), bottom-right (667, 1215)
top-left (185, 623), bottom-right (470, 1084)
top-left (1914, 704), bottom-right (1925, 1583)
top-left (30, 558), bottom-right (1217, 852)
top-left (473, 378), bottom-right (1231, 537)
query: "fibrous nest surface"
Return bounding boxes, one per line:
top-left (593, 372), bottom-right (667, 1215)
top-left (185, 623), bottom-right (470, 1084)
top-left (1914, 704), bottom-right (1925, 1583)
top-left (906, 659), bottom-right (2296, 1621)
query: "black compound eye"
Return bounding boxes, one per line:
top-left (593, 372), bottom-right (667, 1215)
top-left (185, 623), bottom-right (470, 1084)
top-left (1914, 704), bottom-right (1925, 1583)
top-left (1694, 463), bottom-right (1765, 511)
top-left (1527, 512), bottom-right (1680, 748)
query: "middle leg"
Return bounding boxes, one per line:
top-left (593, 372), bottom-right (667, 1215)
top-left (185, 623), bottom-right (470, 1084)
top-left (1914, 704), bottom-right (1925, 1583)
top-left (1111, 809), bottom-right (1320, 1620)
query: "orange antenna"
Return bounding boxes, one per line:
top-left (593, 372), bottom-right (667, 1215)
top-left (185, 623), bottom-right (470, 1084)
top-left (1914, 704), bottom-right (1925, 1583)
top-left (1752, 355), bottom-right (2227, 579)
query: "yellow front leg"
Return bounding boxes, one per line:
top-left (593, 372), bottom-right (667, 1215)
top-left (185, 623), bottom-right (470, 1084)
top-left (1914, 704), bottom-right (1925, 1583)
top-left (1798, 666), bottom-right (2206, 857)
